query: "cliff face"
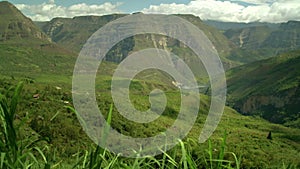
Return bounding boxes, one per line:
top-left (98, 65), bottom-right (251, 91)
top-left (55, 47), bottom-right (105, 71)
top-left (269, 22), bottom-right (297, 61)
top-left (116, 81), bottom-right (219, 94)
top-left (224, 21), bottom-right (300, 60)
top-left (0, 1), bottom-right (51, 43)
top-left (224, 26), bottom-right (272, 49)
top-left (236, 87), bottom-right (299, 123)
top-left (227, 50), bottom-right (300, 126)
top-left (39, 14), bottom-right (238, 73)
top-left (262, 21), bottom-right (300, 50)
top-left (40, 15), bottom-right (127, 51)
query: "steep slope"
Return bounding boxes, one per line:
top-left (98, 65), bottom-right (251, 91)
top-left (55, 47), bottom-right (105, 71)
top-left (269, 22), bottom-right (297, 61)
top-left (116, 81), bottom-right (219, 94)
top-left (0, 1), bottom-right (75, 78)
top-left (40, 14), bottom-right (127, 52)
top-left (224, 21), bottom-right (300, 63)
top-left (262, 21), bottom-right (300, 50)
top-left (0, 1), bottom-right (50, 44)
top-left (224, 26), bottom-right (272, 49)
top-left (227, 50), bottom-right (300, 127)
top-left (39, 14), bottom-right (239, 70)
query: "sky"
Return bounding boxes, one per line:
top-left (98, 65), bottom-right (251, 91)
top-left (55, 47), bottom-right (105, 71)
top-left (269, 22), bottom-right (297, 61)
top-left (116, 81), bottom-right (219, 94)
top-left (6, 0), bottom-right (300, 23)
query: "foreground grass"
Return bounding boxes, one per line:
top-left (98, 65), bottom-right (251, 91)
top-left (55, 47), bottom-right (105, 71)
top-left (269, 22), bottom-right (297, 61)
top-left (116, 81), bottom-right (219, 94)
top-left (0, 82), bottom-right (239, 169)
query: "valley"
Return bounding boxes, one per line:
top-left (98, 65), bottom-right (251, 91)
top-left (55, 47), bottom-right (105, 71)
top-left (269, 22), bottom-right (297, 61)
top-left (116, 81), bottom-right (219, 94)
top-left (0, 1), bottom-right (299, 168)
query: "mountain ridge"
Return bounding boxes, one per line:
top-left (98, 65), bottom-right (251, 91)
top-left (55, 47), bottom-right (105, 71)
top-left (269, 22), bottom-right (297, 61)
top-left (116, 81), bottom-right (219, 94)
top-left (0, 1), bottom-right (51, 44)
top-left (224, 21), bottom-right (300, 60)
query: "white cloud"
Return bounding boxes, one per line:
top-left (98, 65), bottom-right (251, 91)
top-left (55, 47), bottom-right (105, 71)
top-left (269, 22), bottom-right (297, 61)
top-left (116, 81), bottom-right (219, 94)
top-left (15, 0), bottom-right (122, 21)
top-left (142, 0), bottom-right (300, 23)
top-left (229, 0), bottom-right (276, 5)
top-left (14, 0), bottom-right (300, 23)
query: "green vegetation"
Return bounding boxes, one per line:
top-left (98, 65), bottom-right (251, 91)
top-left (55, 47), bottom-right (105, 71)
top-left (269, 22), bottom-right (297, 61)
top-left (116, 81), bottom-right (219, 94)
top-left (0, 82), bottom-right (48, 168)
top-left (227, 50), bottom-right (300, 126)
top-left (0, 83), bottom-right (236, 168)
top-left (1, 82), bottom-right (299, 168)
top-left (0, 1), bottom-right (299, 168)
top-left (0, 76), bottom-right (299, 168)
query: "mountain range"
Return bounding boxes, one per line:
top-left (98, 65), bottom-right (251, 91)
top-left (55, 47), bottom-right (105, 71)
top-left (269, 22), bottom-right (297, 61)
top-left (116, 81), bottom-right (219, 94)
top-left (1, 1), bottom-right (300, 125)
top-left (0, 1), bottom-right (300, 166)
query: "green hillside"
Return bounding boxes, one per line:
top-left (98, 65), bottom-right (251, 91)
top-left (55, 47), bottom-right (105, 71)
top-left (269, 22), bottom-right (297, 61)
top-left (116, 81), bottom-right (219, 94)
top-left (1, 68), bottom-right (300, 168)
top-left (0, 1), bottom-right (76, 80)
top-left (227, 50), bottom-right (300, 127)
top-left (0, 1), bottom-right (299, 168)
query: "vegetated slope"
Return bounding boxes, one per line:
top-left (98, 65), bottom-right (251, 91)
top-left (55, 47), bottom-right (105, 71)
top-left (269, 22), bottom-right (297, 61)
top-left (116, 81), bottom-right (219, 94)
top-left (1, 75), bottom-right (300, 168)
top-left (0, 44), bottom-right (76, 78)
top-left (0, 1), bottom-right (50, 44)
top-left (227, 50), bottom-right (300, 127)
top-left (224, 21), bottom-right (300, 63)
top-left (0, 2), bottom-right (299, 167)
top-left (0, 1), bottom-right (76, 79)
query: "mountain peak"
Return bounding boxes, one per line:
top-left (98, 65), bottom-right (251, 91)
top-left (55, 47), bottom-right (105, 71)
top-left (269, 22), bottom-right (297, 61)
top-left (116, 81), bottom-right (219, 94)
top-left (0, 1), bottom-right (51, 43)
top-left (0, 1), bottom-right (25, 19)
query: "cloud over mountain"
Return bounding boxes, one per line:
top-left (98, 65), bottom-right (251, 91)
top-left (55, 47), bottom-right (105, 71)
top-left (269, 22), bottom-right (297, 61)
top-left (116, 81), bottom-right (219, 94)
top-left (15, 0), bottom-right (122, 21)
top-left (142, 0), bottom-right (300, 23)
top-left (13, 0), bottom-right (300, 23)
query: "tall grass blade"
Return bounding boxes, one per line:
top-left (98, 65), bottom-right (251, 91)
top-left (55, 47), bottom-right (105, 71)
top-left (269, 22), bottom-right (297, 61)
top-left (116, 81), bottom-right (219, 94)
top-left (0, 153), bottom-right (5, 169)
top-left (178, 140), bottom-right (188, 169)
top-left (207, 139), bottom-right (213, 169)
top-left (217, 131), bottom-right (227, 169)
top-left (101, 103), bottom-right (113, 148)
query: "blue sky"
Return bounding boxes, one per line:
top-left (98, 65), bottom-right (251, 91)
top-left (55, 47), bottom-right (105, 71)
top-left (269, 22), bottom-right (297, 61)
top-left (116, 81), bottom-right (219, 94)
top-left (5, 0), bottom-right (300, 23)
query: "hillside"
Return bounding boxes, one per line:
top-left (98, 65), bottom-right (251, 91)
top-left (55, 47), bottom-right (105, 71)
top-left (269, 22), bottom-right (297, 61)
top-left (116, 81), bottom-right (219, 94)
top-left (0, 1), bottom-right (76, 80)
top-left (0, 1), bottom-right (299, 168)
top-left (38, 14), bottom-right (241, 69)
top-left (39, 14), bottom-right (300, 69)
top-left (40, 14), bottom-right (232, 54)
top-left (224, 21), bottom-right (300, 63)
top-left (0, 1), bottom-right (50, 44)
top-left (40, 14), bottom-right (127, 52)
top-left (224, 26), bottom-right (272, 50)
top-left (227, 50), bottom-right (300, 127)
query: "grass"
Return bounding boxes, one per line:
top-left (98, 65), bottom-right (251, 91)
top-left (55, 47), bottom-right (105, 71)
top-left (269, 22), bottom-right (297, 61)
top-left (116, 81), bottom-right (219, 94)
top-left (0, 84), bottom-right (242, 168)
top-left (0, 82), bottom-right (299, 168)
top-left (0, 42), bottom-right (299, 168)
top-left (1, 9), bottom-right (300, 168)
top-left (0, 82), bottom-right (47, 168)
